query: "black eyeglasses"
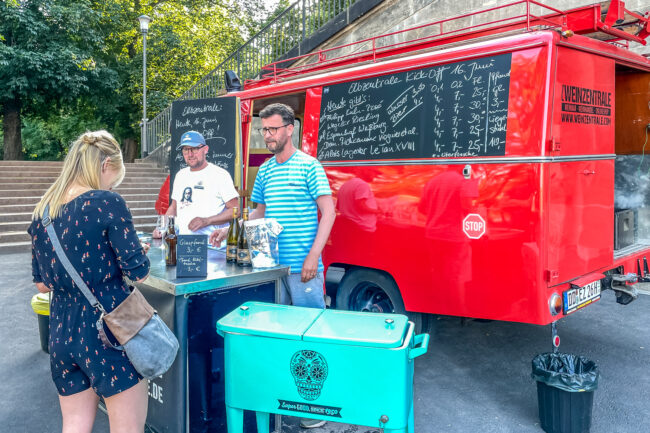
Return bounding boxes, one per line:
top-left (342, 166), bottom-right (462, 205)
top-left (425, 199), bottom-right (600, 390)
top-left (258, 124), bottom-right (290, 136)
top-left (181, 145), bottom-right (206, 154)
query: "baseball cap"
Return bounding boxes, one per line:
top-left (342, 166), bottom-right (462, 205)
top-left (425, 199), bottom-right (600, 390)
top-left (176, 131), bottom-right (206, 150)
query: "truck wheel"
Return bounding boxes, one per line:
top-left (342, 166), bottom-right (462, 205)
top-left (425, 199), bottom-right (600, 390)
top-left (335, 269), bottom-right (428, 334)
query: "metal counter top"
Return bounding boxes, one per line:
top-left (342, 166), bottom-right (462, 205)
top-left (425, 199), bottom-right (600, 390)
top-left (139, 239), bottom-right (289, 296)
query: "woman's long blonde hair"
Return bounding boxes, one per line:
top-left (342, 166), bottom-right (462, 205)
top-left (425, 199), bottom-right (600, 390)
top-left (32, 130), bottom-right (125, 220)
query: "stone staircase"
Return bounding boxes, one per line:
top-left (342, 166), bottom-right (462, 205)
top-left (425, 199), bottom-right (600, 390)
top-left (0, 161), bottom-right (166, 254)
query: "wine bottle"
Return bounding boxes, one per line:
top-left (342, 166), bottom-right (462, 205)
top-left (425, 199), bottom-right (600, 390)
top-left (226, 207), bottom-right (239, 263)
top-left (237, 208), bottom-right (252, 267)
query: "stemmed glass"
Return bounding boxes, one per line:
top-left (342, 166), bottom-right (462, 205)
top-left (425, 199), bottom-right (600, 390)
top-left (156, 215), bottom-right (168, 248)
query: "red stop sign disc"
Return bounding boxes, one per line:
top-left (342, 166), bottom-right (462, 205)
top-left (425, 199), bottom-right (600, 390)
top-left (463, 214), bottom-right (486, 239)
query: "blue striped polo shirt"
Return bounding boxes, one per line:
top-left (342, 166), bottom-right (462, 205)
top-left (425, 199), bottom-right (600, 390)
top-left (251, 150), bottom-right (332, 273)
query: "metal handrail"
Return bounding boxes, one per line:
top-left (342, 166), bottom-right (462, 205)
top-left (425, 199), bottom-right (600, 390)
top-left (251, 0), bottom-right (648, 83)
top-left (254, 0), bottom-right (568, 81)
top-left (143, 0), bottom-right (360, 160)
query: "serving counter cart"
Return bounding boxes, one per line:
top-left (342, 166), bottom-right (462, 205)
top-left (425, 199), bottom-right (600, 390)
top-left (136, 241), bottom-right (289, 433)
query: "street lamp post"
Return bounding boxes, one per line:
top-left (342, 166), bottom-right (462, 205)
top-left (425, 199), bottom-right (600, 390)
top-left (138, 14), bottom-right (151, 158)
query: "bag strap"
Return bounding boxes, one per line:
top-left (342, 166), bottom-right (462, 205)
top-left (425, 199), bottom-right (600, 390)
top-left (42, 205), bottom-right (106, 315)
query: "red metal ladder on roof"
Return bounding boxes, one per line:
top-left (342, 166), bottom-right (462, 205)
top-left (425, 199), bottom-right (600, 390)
top-left (250, 0), bottom-right (650, 85)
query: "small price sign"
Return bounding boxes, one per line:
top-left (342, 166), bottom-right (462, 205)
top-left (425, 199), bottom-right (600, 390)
top-left (176, 235), bottom-right (208, 278)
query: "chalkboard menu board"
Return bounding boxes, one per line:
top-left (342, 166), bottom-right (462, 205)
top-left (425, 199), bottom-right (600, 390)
top-left (170, 97), bottom-right (240, 189)
top-left (176, 235), bottom-right (208, 278)
top-left (318, 53), bottom-right (512, 160)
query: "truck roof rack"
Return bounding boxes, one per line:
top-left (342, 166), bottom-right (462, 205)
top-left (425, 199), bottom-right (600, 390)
top-left (247, 0), bottom-right (650, 86)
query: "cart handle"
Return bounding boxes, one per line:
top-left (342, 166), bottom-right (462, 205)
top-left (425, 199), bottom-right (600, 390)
top-left (409, 333), bottom-right (430, 359)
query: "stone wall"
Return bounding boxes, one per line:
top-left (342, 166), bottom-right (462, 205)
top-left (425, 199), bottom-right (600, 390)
top-left (304, 0), bottom-right (650, 61)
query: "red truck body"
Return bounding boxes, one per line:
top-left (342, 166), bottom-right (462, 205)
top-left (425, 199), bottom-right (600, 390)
top-left (230, 1), bottom-right (650, 325)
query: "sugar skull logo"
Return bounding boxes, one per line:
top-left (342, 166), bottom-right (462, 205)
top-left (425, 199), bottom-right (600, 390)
top-left (289, 350), bottom-right (328, 401)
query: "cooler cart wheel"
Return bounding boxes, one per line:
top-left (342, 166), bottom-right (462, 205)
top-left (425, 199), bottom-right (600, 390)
top-left (336, 268), bottom-right (427, 333)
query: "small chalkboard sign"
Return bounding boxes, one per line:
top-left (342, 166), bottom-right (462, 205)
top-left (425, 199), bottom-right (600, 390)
top-left (169, 97), bottom-right (242, 199)
top-left (176, 235), bottom-right (208, 278)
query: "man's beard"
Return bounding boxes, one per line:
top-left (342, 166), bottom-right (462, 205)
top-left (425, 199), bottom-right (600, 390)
top-left (187, 156), bottom-right (205, 169)
top-left (266, 138), bottom-right (287, 154)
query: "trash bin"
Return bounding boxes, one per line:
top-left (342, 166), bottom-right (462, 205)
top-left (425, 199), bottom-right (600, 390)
top-left (217, 302), bottom-right (429, 433)
top-left (531, 352), bottom-right (599, 433)
top-left (30, 293), bottom-right (50, 353)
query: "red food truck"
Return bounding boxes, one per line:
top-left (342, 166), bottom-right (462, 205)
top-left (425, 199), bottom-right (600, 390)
top-left (229, 0), bottom-right (650, 332)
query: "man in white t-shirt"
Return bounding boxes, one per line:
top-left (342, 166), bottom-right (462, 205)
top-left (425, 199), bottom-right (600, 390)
top-left (164, 131), bottom-right (239, 235)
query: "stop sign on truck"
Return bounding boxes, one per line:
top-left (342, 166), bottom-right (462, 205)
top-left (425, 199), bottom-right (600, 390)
top-left (463, 214), bottom-right (486, 239)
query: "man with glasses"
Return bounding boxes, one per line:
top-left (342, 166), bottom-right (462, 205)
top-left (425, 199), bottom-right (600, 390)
top-left (165, 130), bottom-right (239, 235)
top-left (251, 103), bottom-right (335, 429)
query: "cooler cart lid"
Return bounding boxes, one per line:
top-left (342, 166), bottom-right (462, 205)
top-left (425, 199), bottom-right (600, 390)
top-left (217, 301), bottom-right (322, 341)
top-left (302, 309), bottom-right (409, 348)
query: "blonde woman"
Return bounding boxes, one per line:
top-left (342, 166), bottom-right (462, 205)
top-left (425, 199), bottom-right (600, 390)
top-left (28, 131), bottom-right (150, 433)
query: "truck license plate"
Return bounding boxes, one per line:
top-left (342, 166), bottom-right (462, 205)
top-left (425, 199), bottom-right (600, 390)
top-left (563, 280), bottom-right (601, 315)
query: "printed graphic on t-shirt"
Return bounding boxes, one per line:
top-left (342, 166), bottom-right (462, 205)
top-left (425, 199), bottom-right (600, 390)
top-left (171, 163), bottom-right (239, 235)
top-left (181, 187), bottom-right (193, 204)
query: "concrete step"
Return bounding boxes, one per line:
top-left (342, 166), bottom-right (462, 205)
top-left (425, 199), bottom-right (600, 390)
top-left (1, 220), bottom-right (35, 233)
top-left (0, 196), bottom-right (42, 206)
top-left (0, 231), bottom-right (31, 244)
top-left (0, 205), bottom-right (37, 214)
top-left (0, 241), bottom-right (33, 254)
top-left (0, 182), bottom-right (53, 189)
top-left (0, 180), bottom-right (164, 190)
top-left (0, 214), bottom-right (157, 233)
top-left (0, 161), bottom-right (64, 167)
top-left (120, 194), bottom-right (162, 202)
top-left (0, 160), bottom-right (162, 254)
top-left (0, 161), bottom-right (159, 168)
top-left (0, 175), bottom-right (167, 183)
top-left (0, 212), bottom-right (35, 223)
top-left (0, 169), bottom-right (166, 177)
top-left (124, 208), bottom-right (157, 217)
top-left (0, 187), bottom-right (161, 199)
top-left (0, 208), bottom-right (156, 223)
top-left (0, 193), bottom-right (159, 206)
top-left (0, 200), bottom-right (156, 214)
top-left (135, 222), bottom-right (157, 231)
top-left (113, 185), bottom-right (162, 191)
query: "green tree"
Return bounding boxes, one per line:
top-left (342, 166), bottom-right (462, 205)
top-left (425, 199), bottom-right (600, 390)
top-left (84, 0), bottom-right (267, 161)
top-left (0, 0), bottom-right (114, 160)
top-left (1, 0), bottom-right (274, 161)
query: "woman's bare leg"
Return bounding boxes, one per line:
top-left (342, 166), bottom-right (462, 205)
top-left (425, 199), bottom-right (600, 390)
top-left (105, 379), bottom-right (149, 433)
top-left (59, 387), bottom-right (100, 433)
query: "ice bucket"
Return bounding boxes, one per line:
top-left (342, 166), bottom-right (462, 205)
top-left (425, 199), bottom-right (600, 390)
top-left (216, 302), bottom-right (429, 433)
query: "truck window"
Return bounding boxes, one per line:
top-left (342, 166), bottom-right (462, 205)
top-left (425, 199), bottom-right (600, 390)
top-left (249, 116), bottom-right (302, 151)
top-left (245, 93), bottom-right (306, 199)
top-left (614, 67), bottom-right (650, 251)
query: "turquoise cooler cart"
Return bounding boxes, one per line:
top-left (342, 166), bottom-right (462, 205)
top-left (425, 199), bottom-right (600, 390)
top-left (216, 302), bottom-right (429, 433)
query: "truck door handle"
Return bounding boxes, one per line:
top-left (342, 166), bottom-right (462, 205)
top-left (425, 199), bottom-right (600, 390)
top-left (580, 170), bottom-right (595, 175)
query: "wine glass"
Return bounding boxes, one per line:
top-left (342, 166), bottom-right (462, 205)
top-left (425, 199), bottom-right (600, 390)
top-left (156, 215), bottom-right (168, 248)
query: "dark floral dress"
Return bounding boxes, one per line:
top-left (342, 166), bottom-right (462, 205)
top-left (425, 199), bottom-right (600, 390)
top-left (28, 190), bottom-right (150, 397)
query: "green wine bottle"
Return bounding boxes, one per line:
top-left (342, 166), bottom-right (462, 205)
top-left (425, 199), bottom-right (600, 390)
top-left (226, 207), bottom-right (239, 263)
top-left (237, 208), bottom-right (252, 267)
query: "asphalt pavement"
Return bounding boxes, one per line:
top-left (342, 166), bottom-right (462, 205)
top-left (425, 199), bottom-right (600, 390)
top-left (1, 251), bottom-right (649, 432)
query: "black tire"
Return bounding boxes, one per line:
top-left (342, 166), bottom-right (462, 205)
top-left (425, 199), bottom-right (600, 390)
top-left (335, 268), bottom-right (428, 334)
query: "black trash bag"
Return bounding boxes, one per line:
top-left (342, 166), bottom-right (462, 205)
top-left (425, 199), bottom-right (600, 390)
top-left (532, 352), bottom-right (599, 392)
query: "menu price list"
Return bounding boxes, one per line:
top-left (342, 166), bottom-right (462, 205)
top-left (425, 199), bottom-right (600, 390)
top-left (317, 53), bottom-right (512, 161)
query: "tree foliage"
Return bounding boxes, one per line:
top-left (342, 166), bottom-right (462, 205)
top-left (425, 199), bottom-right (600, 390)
top-left (0, 0), bottom-right (114, 159)
top-left (0, 0), bottom-right (272, 160)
